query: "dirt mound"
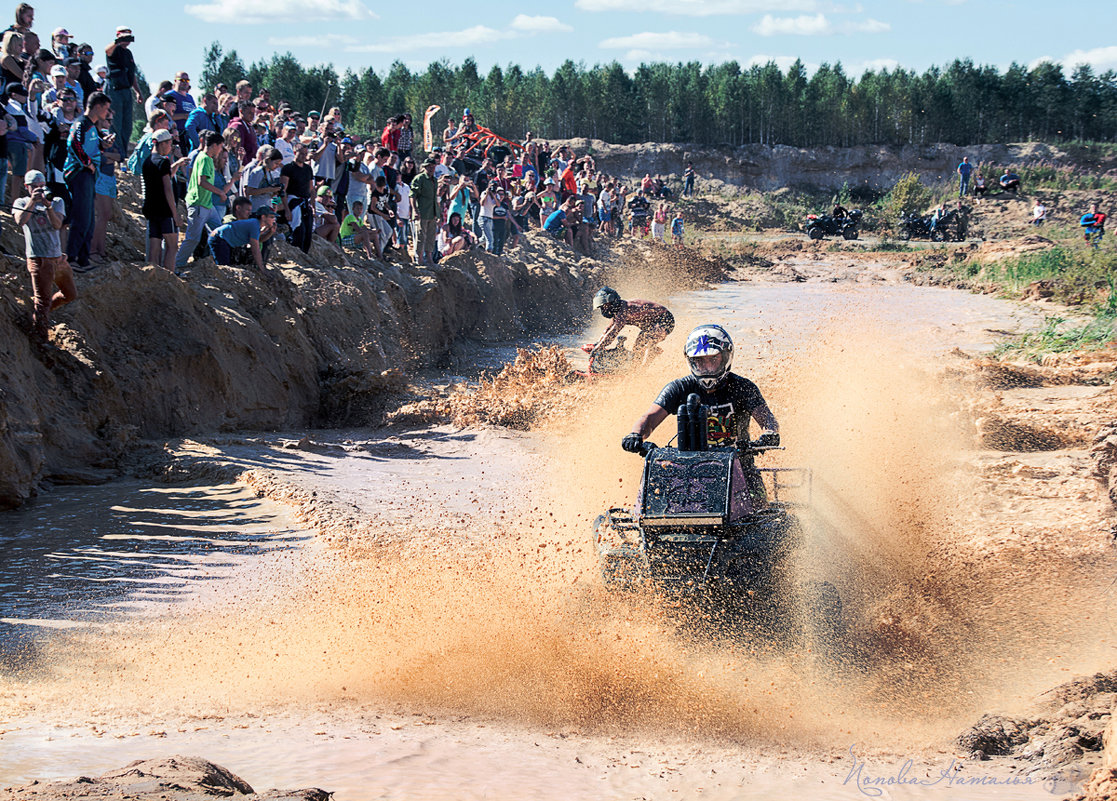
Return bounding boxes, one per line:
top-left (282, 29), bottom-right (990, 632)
top-left (0, 755), bottom-right (330, 800)
top-left (0, 175), bottom-right (627, 508)
top-left (974, 235), bottom-right (1057, 266)
top-left (955, 671), bottom-right (1116, 781)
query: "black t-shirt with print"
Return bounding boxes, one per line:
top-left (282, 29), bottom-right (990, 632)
top-left (654, 373), bottom-right (767, 447)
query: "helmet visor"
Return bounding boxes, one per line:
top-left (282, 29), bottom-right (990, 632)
top-left (688, 352), bottom-right (728, 380)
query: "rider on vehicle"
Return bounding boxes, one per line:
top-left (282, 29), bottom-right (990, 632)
top-left (832, 203), bottom-right (848, 219)
top-left (592, 287), bottom-right (675, 365)
top-left (621, 324), bottom-right (779, 454)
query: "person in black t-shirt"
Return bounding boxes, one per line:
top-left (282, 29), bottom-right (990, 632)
top-left (280, 143), bottom-right (315, 252)
top-left (621, 324), bottom-right (779, 454)
top-left (141, 129), bottom-right (184, 269)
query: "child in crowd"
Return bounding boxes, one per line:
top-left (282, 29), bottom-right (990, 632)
top-left (671, 212), bottom-right (684, 245)
top-left (339, 198), bottom-right (378, 259)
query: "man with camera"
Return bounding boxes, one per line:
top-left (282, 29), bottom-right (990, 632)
top-left (104, 27), bottom-right (142, 158)
top-left (14, 169), bottom-right (75, 345)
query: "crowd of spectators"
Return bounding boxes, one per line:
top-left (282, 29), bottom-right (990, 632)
top-left (4, 7), bottom-right (697, 347)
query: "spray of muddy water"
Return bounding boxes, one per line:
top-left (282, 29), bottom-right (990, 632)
top-left (5, 309), bottom-right (1114, 755)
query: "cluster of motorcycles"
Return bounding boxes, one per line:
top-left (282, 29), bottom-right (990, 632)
top-left (802, 207), bottom-right (967, 242)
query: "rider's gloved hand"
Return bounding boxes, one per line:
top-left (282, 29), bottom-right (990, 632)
top-left (751, 432), bottom-right (780, 449)
top-left (621, 433), bottom-right (644, 453)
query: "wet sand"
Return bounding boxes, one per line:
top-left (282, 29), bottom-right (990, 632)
top-left (1, 277), bottom-right (1113, 799)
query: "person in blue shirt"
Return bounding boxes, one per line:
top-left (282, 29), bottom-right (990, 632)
top-left (209, 197), bottom-right (276, 271)
top-left (957, 156), bottom-right (973, 197)
top-left (999, 169), bottom-right (1020, 194)
top-left (63, 90), bottom-right (111, 270)
top-left (543, 207), bottom-right (566, 238)
top-left (184, 93), bottom-right (220, 151)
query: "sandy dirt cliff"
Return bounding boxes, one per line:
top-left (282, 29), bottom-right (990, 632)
top-left (0, 226), bottom-right (603, 508)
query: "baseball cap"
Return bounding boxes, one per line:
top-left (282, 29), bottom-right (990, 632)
top-left (307, 110), bottom-right (321, 118)
top-left (254, 207), bottom-right (276, 218)
top-left (115, 26), bottom-right (132, 36)
top-left (340, 137), bottom-right (352, 144)
top-left (95, 65), bottom-right (108, 76)
top-left (50, 65), bottom-right (66, 77)
top-left (316, 185), bottom-right (330, 196)
top-left (52, 27), bottom-right (71, 37)
top-left (24, 169), bottom-right (46, 185)
top-left (283, 121), bottom-right (297, 129)
top-left (151, 129), bottom-right (173, 143)
top-left (6, 82), bottom-right (27, 96)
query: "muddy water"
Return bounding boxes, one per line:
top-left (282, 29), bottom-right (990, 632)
top-left (0, 279), bottom-right (1107, 800)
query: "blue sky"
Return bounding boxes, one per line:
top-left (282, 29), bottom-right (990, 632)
top-left (34, 0), bottom-right (1117, 93)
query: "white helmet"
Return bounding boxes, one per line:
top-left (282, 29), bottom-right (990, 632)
top-left (684, 324), bottom-right (733, 390)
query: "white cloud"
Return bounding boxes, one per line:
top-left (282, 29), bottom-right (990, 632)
top-left (268, 34), bottom-right (358, 48)
top-left (346, 26), bottom-right (507, 54)
top-left (509, 14), bottom-right (573, 33)
top-left (576, 0), bottom-right (818, 14)
top-left (751, 12), bottom-right (889, 35)
top-left (850, 18), bottom-right (889, 33)
top-left (600, 31), bottom-right (715, 50)
top-left (753, 13), bottom-right (830, 35)
top-left (341, 16), bottom-right (571, 54)
top-left (1061, 46), bottom-right (1117, 73)
top-left (184, 0), bottom-right (375, 24)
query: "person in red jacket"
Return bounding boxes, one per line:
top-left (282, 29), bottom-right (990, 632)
top-left (381, 116), bottom-right (401, 153)
top-left (591, 287), bottom-right (675, 365)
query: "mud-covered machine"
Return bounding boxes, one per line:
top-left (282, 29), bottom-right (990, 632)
top-left (593, 394), bottom-right (821, 623)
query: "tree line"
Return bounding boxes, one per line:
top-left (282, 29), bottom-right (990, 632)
top-left (201, 42), bottom-right (1117, 147)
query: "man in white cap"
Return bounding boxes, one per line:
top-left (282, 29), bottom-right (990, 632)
top-left (104, 26), bottom-right (142, 157)
top-left (46, 64), bottom-right (69, 106)
top-left (13, 170), bottom-right (76, 344)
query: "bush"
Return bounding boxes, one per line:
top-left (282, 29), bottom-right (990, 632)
top-left (879, 172), bottom-right (934, 226)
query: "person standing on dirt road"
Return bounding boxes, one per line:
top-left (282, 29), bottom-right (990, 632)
top-left (591, 287), bottom-right (675, 367)
top-left (621, 323), bottom-right (779, 454)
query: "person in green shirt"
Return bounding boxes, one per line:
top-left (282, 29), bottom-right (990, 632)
top-left (339, 199), bottom-right (378, 259)
top-left (175, 130), bottom-right (227, 273)
top-left (410, 155), bottom-right (438, 266)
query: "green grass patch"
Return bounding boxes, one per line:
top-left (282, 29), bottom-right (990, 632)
top-left (995, 313), bottom-right (1117, 361)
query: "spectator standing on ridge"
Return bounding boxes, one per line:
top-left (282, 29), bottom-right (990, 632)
top-left (14, 168), bottom-right (74, 345)
top-left (141, 128), bottom-right (183, 270)
top-left (410, 154), bottom-right (438, 266)
top-left (227, 102), bottom-right (257, 161)
top-left (166, 71), bottom-right (196, 146)
top-left (63, 91), bottom-right (110, 272)
top-left (104, 27), bottom-right (141, 158)
top-left (74, 43), bottom-right (97, 99)
top-left (683, 162), bottom-right (695, 197)
top-left (175, 130), bottom-right (226, 274)
top-left (144, 79), bottom-right (171, 120)
top-left (280, 142), bottom-right (314, 252)
top-left (396, 114), bottom-right (413, 159)
top-left (184, 92), bottom-right (219, 150)
top-left (957, 156), bottom-right (972, 197)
